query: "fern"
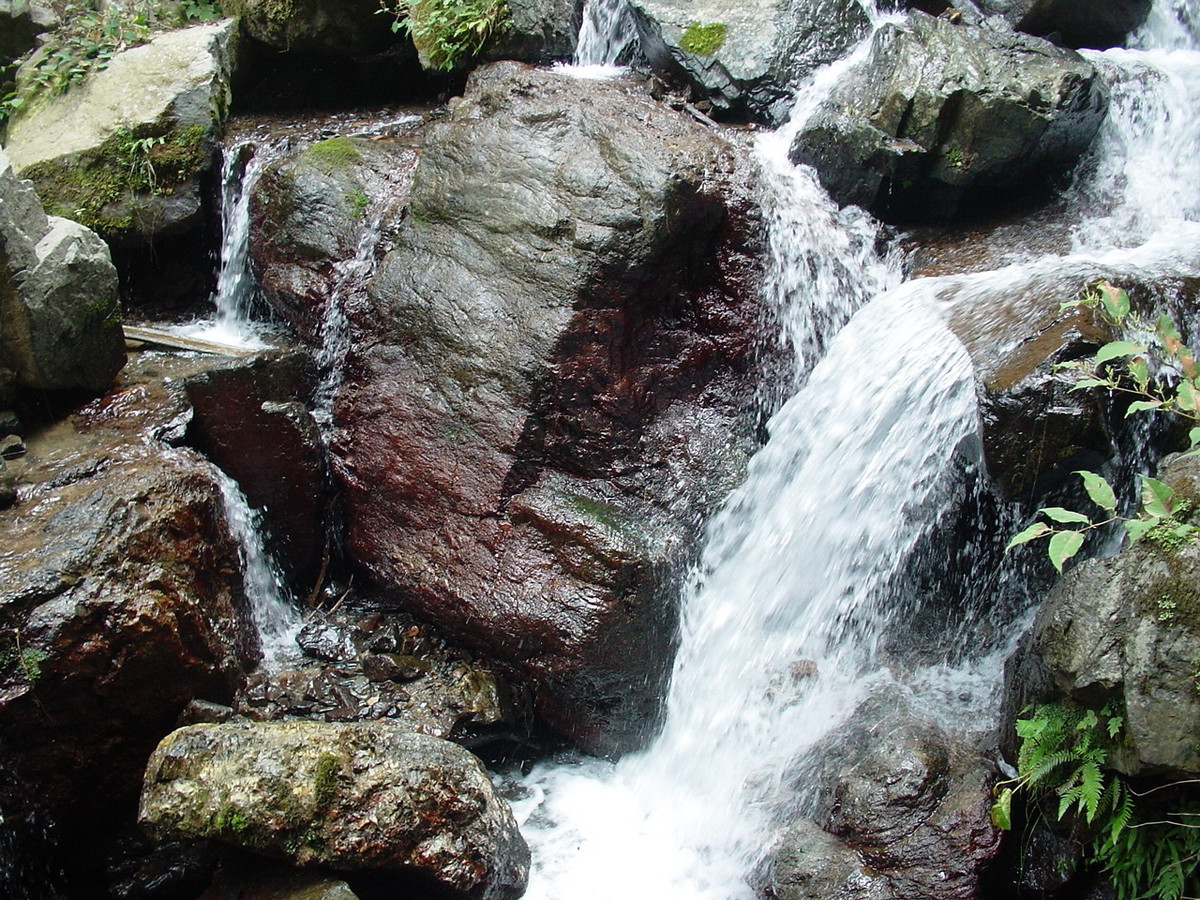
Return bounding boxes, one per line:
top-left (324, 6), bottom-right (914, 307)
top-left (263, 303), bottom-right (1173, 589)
top-left (994, 701), bottom-right (1200, 900)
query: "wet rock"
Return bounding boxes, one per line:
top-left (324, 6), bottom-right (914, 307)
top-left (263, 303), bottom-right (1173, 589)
top-left (0, 434), bottom-right (25, 459)
top-left (0, 447), bottom-right (256, 850)
top-left (972, 0), bottom-right (1152, 49)
top-left (251, 134), bottom-right (420, 344)
top-left (771, 818), bottom-right (894, 900)
top-left (484, 0), bottom-right (579, 63)
top-left (1003, 453), bottom-right (1200, 777)
top-left (0, 146), bottom-right (124, 395)
top-left (198, 862), bottom-right (361, 900)
top-left (334, 62), bottom-right (763, 757)
top-left (183, 351), bottom-right (328, 589)
top-left (297, 619), bottom-right (358, 662)
top-left (631, 0), bottom-right (869, 122)
top-left (790, 12), bottom-right (1108, 223)
top-left (223, 0), bottom-right (395, 55)
top-left (5, 21), bottom-right (239, 243)
top-left (782, 691), bottom-right (1002, 900)
top-left (140, 721), bottom-right (530, 899)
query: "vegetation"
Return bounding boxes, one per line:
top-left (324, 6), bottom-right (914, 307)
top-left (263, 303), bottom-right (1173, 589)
top-left (1, 0), bottom-right (224, 125)
top-left (994, 702), bottom-right (1200, 900)
top-left (679, 21), bottom-right (727, 56)
top-left (304, 137), bottom-right (363, 172)
top-left (377, 0), bottom-right (507, 70)
top-left (1007, 280), bottom-right (1200, 571)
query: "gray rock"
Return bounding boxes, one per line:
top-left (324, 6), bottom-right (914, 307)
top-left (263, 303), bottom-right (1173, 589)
top-left (5, 20), bottom-right (239, 242)
top-left (771, 818), bottom-right (894, 900)
top-left (0, 146), bottom-right (124, 394)
top-left (485, 0), bottom-right (580, 62)
top-left (972, 0), bottom-right (1152, 49)
top-left (1003, 455), bottom-right (1200, 777)
top-left (631, 0), bottom-right (869, 122)
top-left (222, 0), bottom-right (394, 55)
top-left (783, 691), bottom-right (1002, 900)
top-left (790, 12), bottom-right (1108, 222)
top-left (140, 721), bottom-right (530, 899)
top-left (333, 61), bottom-right (764, 756)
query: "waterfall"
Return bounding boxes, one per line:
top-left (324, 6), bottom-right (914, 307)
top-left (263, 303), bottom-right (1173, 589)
top-left (517, 1), bottom-right (1200, 896)
top-left (574, 0), bottom-right (639, 68)
top-left (212, 467), bottom-right (301, 665)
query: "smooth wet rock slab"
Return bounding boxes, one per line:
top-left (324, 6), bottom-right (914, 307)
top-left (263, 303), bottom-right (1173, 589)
top-left (140, 721), bottom-right (530, 899)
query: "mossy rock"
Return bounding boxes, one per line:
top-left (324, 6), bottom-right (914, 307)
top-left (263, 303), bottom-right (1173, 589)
top-left (679, 21), bottom-right (727, 55)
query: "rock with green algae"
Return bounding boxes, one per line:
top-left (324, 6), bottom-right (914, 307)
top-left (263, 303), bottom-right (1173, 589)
top-left (139, 720), bottom-right (530, 900)
top-left (0, 145), bottom-right (124, 393)
top-left (3, 20), bottom-right (239, 243)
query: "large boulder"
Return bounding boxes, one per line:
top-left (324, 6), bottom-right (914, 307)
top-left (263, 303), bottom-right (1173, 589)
top-left (1003, 453), bottom-right (1200, 778)
top-left (331, 61), bottom-right (764, 756)
top-left (139, 721), bottom-right (530, 899)
top-left (790, 12), bottom-right (1108, 223)
top-left (631, 0), bottom-right (869, 122)
top-left (484, 0), bottom-right (580, 63)
top-left (0, 146), bottom-right (124, 395)
top-left (775, 691), bottom-right (1002, 900)
top-left (4, 20), bottom-right (239, 243)
top-left (972, 0), bottom-right (1153, 49)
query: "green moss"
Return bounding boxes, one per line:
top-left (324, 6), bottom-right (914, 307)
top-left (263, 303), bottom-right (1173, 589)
top-left (1140, 571), bottom-right (1200, 636)
top-left (313, 752), bottom-right (341, 809)
top-left (567, 494), bottom-right (625, 531)
top-left (304, 137), bottom-right (362, 173)
top-left (346, 186), bottom-right (369, 219)
top-left (679, 21), bottom-right (727, 56)
top-left (21, 122), bottom-right (209, 237)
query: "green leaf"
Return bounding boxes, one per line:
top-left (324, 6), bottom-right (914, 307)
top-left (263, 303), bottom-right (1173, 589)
top-left (1069, 377), bottom-right (1115, 391)
top-left (1095, 340), bottom-right (1146, 365)
top-left (1049, 531), bottom-right (1084, 573)
top-left (990, 787), bottom-right (1013, 831)
top-left (1142, 476), bottom-right (1176, 519)
top-left (1077, 471), bottom-right (1117, 512)
top-left (1006, 521), bottom-right (1053, 550)
top-left (1098, 282), bottom-right (1131, 321)
top-left (1126, 400), bottom-right (1164, 416)
top-left (1130, 358), bottom-right (1151, 391)
top-left (1041, 507), bottom-right (1093, 525)
top-left (1125, 517), bottom-right (1157, 542)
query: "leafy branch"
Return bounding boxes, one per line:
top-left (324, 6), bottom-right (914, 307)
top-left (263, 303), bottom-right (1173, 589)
top-left (1007, 281), bottom-right (1200, 572)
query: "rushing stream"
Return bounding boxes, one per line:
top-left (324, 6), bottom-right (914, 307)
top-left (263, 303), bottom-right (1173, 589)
top-left (515, 1), bottom-right (1200, 897)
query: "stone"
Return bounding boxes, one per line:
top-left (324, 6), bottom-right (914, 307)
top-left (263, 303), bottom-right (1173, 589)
top-left (223, 0), bottom-right (395, 55)
top-left (182, 351), bottom-right (329, 590)
top-left (781, 691), bottom-right (1003, 900)
top-left (198, 863), bottom-right (362, 900)
top-left (790, 12), bottom-right (1108, 223)
top-left (139, 721), bottom-right (530, 899)
top-left (484, 0), bottom-right (580, 63)
top-left (5, 21), bottom-right (239, 243)
top-left (1003, 455), bottom-right (1200, 777)
top-left (631, 0), bottom-right (869, 122)
top-left (333, 61), bottom-right (764, 756)
top-left (0, 146), bottom-right (125, 395)
top-left (973, 0), bottom-right (1153, 49)
top-left (251, 136), bottom-right (420, 344)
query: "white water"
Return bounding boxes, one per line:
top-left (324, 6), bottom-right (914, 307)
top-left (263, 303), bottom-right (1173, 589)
top-left (174, 142), bottom-right (278, 349)
top-left (213, 467), bottom-right (302, 665)
top-left (574, 0), bottom-right (639, 68)
top-left (517, 1), bottom-right (1200, 897)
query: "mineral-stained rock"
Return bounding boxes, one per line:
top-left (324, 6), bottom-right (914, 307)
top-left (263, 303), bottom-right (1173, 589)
top-left (5, 21), bottom-right (239, 243)
top-left (790, 12), bottom-right (1108, 223)
top-left (778, 691), bottom-right (1002, 900)
top-left (139, 721), bottom-right (530, 899)
top-left (631, 0), bottom-right (868, 122)
top-left (1003, 455), bottom-right (1200, 778)
top-left (333, 61), bottom-right (764, 756)
top-left (0, 146), bottom-right (124, 394)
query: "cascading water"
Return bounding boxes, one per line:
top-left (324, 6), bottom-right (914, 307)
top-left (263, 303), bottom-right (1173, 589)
top-left (517, 0), bottom-right (1200, 896)
top-left (574, 0), bottom-right (639, 67)
top-left (213, 467), bottom-right (302, 665)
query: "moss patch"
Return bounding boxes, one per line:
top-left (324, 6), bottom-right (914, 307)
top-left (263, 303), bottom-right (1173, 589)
top-left (21, 122), bottom-right (209, 237)
top-left (303, 137), bottom-right (362, 174)
top-left (1140, 569), bottom-right (1200, 636)
top-left (680, 21), bottom-right (727, 56)
top-left (313, 752), bottom-right (342, 809)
